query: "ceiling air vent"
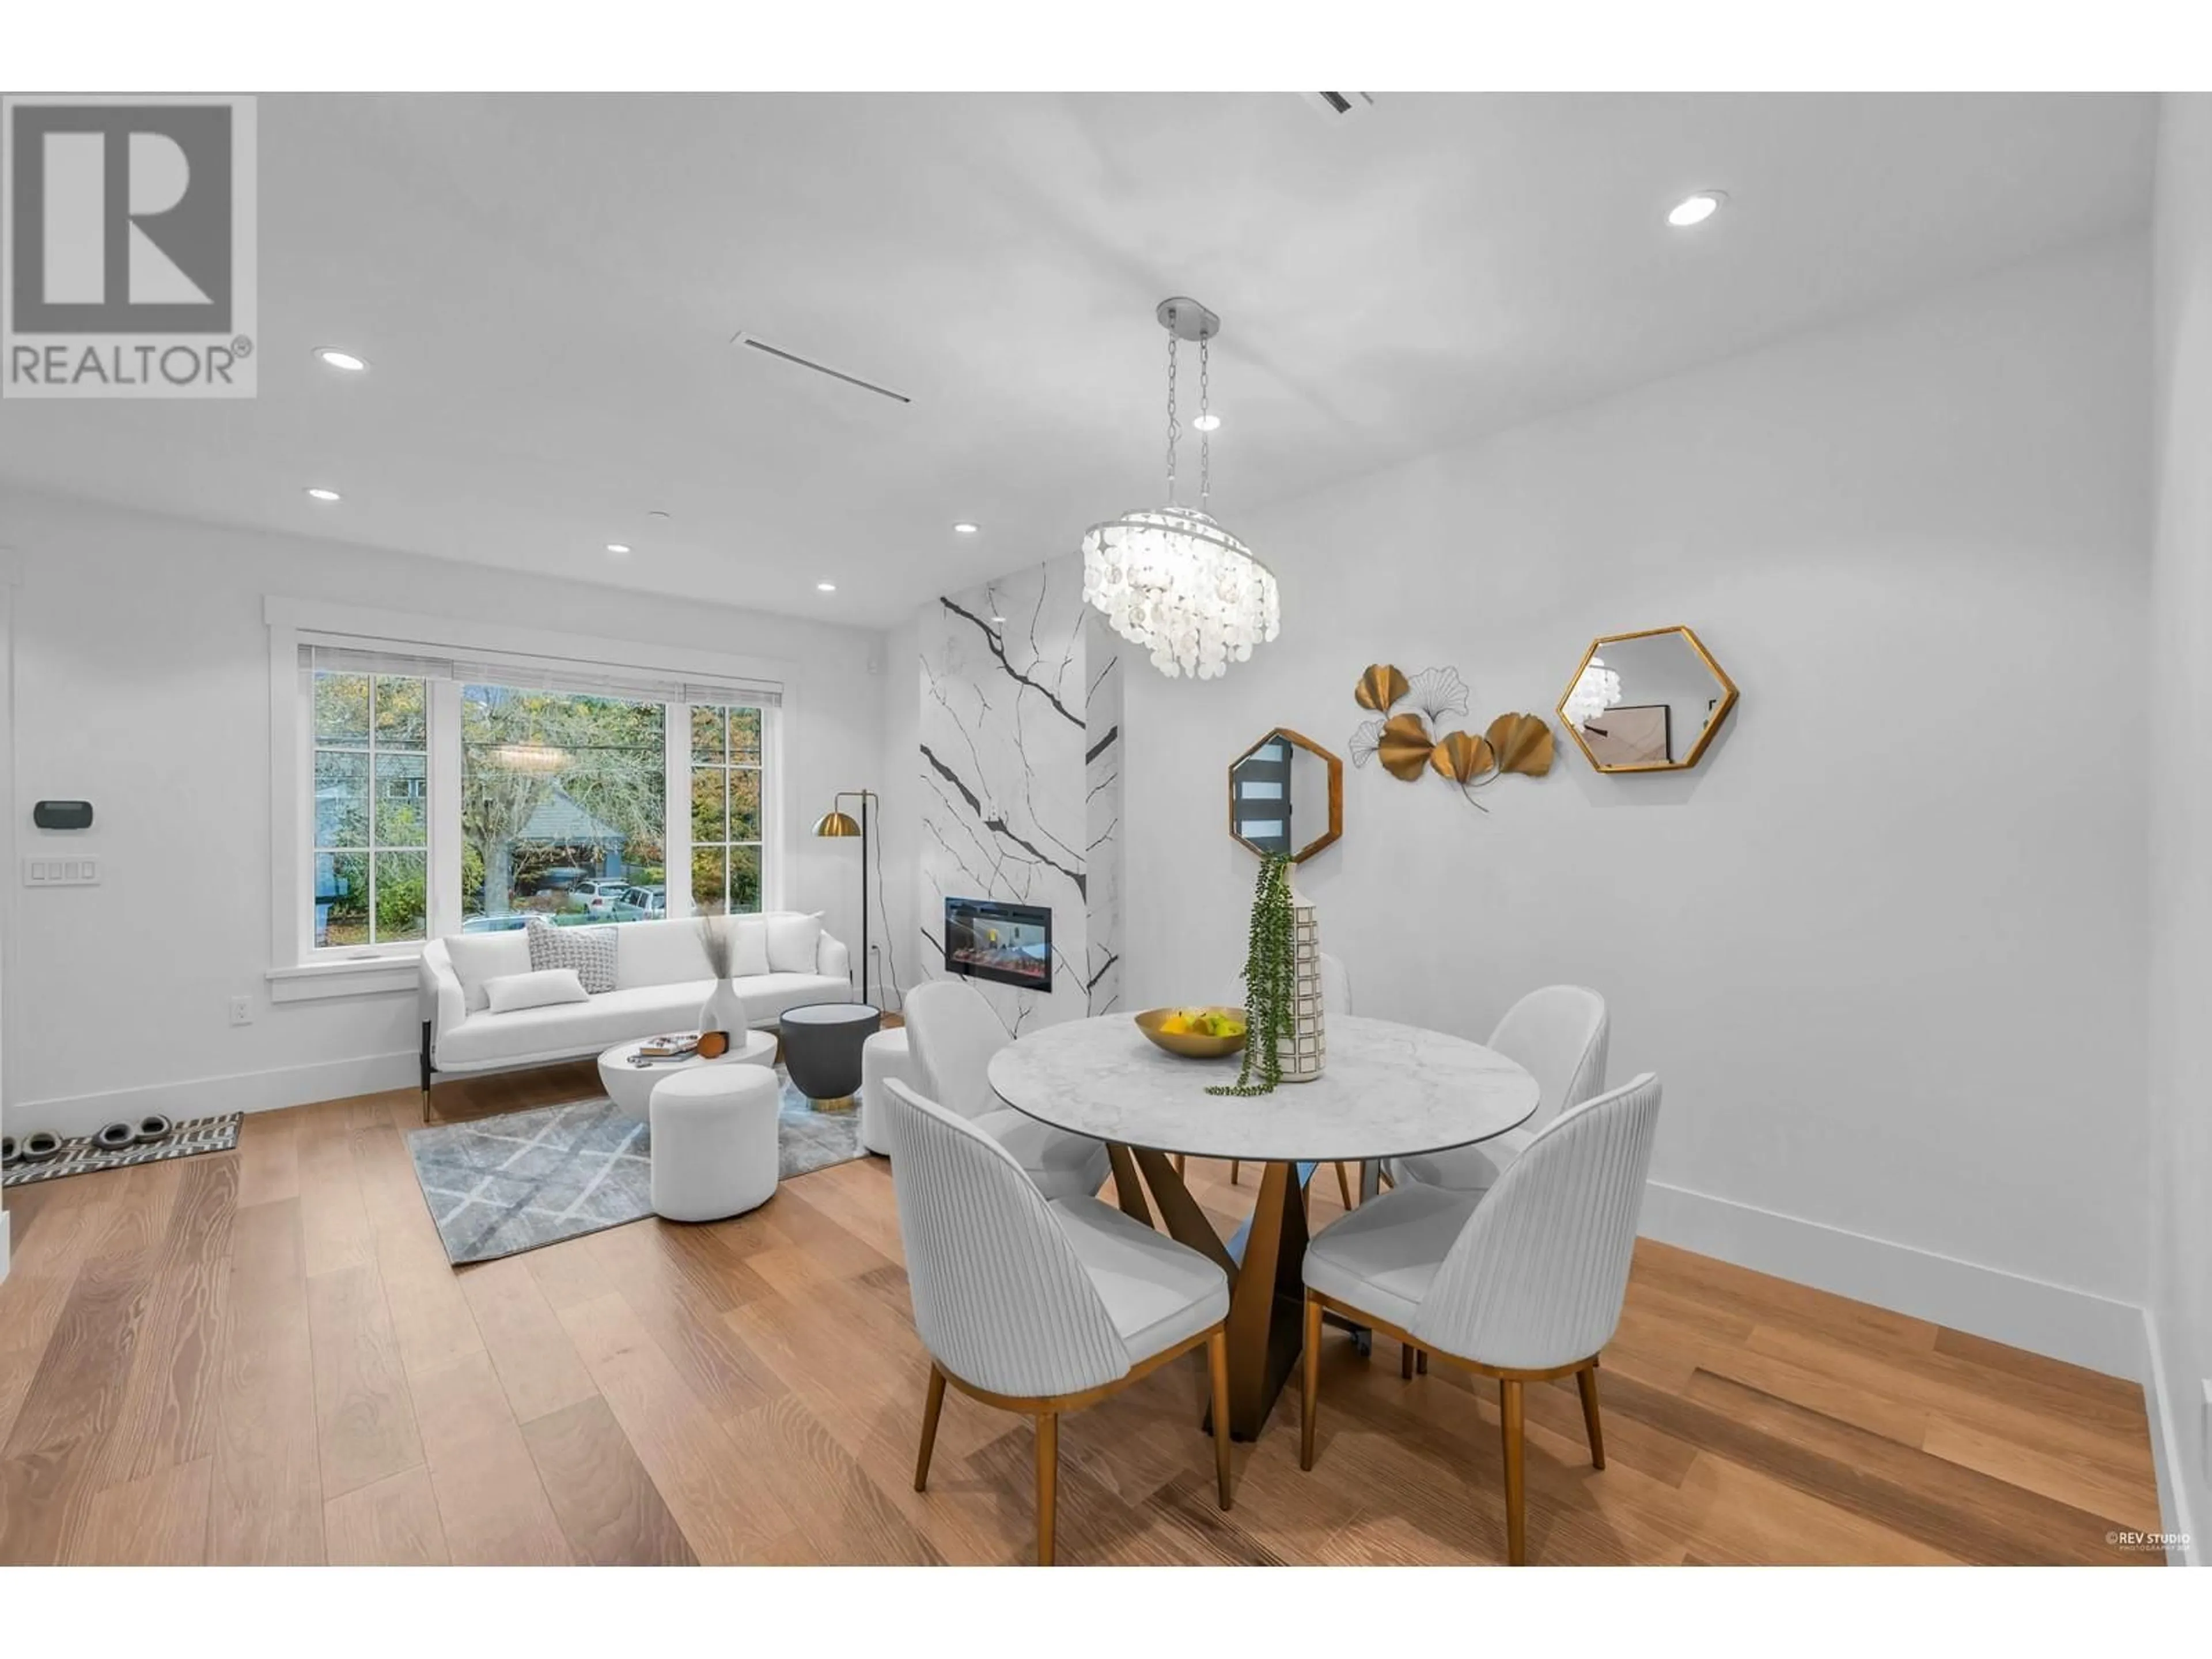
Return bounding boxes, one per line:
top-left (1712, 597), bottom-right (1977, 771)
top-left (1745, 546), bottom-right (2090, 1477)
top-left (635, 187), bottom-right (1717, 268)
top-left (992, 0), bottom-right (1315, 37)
top-left (1302, 92), bottom-right (1376, 119)
top-left (729, 331), bottom-right (911, 405)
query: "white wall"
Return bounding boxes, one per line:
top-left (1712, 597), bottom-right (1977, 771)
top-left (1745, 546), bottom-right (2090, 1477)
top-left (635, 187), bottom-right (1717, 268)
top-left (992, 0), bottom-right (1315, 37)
top-left (1122, 237), bottom-right (2153, 1373)
top-left (0, 547), bottom-right (16, 1282)
top-left (877, 611), bottom-right (922, 1013)
top-left (2147, 92), bottom-right (2211, 1556)
top-left (0, 488), bottom-right (891, 1132)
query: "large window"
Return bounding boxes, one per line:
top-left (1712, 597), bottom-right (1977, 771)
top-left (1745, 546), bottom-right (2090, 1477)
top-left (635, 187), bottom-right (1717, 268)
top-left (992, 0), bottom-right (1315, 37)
top-left (463, 683), bottom-right (668, 929)
top-left (289, 638), bottom-right (778, 963)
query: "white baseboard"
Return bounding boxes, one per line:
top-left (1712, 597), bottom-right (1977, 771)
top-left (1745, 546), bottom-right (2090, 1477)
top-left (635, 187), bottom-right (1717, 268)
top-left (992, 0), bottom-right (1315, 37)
top-left (2141, 1311), bottom-right (2203, 1566)
top-left (1, 1209), bottom-right (10, 1283)
top-left (1639, 1179), bottom-right (2150, 1383)
top-left (13, 1051), bottom-right (419, 1141)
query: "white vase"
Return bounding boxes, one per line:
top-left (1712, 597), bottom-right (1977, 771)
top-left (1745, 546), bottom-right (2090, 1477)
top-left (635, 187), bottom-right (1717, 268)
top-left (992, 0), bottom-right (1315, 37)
top-left (1275, 873), bottom-right (1327, 1083)
top-left (698, 978), bottom-right (749, 1039)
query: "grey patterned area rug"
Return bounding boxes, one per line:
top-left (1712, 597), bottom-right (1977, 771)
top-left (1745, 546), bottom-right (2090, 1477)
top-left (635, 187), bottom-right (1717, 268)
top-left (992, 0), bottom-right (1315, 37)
top-left (405, 1073), bottom-right (866, 1265)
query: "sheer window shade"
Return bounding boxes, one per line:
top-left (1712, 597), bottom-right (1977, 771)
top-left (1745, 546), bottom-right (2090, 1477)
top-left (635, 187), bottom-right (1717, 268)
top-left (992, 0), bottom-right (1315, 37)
top-left (298, 642), bottom-right (782, 706)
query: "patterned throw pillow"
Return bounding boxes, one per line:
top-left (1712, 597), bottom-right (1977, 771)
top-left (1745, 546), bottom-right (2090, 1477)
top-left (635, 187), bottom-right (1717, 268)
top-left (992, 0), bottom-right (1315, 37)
top-left (524, 916), bottom-right (617, 994)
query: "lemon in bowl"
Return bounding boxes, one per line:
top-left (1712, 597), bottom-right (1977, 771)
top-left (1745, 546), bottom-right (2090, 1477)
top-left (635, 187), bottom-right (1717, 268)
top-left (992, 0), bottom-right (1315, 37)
top-left (1135, 1005), bottom-right (1249, 1059)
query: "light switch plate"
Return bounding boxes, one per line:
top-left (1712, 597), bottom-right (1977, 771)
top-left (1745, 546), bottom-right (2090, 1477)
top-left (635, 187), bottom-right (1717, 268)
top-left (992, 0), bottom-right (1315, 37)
top-left (23, 855), bottom-right (100, 886)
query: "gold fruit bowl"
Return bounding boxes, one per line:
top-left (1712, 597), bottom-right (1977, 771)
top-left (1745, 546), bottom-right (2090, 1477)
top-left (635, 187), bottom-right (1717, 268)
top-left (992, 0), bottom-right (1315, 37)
top-left (1134, 1006), bottom-right (1249, 1059)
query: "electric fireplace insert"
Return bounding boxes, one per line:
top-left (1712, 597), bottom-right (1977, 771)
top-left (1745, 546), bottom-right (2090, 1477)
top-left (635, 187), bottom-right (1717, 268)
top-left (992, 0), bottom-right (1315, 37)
top-left (944, 897), bottom-right (1052, 992)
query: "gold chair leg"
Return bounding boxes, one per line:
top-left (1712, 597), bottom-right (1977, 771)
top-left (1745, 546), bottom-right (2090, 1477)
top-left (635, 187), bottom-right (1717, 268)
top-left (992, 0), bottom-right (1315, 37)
top-left (1333, 1160), bottom-right (1354, 1209)
top-left (1229, 1159), bottom-right (1240, 1185)
top-left (1577, 1362), bottom-right (1605, 1469)
top-left (1401, 1343), bottom-right (1416, 1381)
top-left (1209, 1330), bottom-right (1234, 1508)
top-left (914, 1364), bottom-right (946, 1491)
top-left (1173, 1153), bottom-right (1185, 1177)
top-left (1499, 1377), bottom-right (1527, 1565)
top-left (1300, 1294), bottom-right (1323, 1471)
top-left (1036, 1412), bottom-right (1059, 1566)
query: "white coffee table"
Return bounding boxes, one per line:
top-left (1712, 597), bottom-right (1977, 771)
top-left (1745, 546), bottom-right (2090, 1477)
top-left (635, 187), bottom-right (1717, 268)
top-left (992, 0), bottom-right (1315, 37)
top-left (596, 1031), bottom-right (778, 1122)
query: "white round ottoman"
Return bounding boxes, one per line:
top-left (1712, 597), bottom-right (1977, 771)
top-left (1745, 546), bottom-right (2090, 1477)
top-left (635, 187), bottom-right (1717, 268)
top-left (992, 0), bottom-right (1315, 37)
top-left (649, 1064), bottom-right (781, 1222)
top-left (859, 1027), bottom-right (915, 1157)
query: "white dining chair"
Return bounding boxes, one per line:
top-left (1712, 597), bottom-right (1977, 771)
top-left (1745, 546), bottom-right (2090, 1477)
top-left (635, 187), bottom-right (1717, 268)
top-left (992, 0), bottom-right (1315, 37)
top-left (880, 1076), bottom-right (1234, 1565)
top-left (1299, 1071), bottom-right (1662, 1565)
top-left (1388, 984), bottom-right (1609, 1197)
top-left (903, 979), bottom-right (1112, 1201)
top-left (1209, 952), bottom-right (1356, 1205)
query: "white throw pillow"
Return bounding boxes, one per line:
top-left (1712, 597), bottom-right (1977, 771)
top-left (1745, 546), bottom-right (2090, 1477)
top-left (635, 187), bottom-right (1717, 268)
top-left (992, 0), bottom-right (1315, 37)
top-left (732, 914), bottom-right (771, 978)
top-left (483, 968), bottom-right (590, 1014)
top-left (764, 911), bottom-right (824, 974)
top-left (445, 931), bottom-right (532, 1013)
top-left (526, 916), bottom-right (618, 994)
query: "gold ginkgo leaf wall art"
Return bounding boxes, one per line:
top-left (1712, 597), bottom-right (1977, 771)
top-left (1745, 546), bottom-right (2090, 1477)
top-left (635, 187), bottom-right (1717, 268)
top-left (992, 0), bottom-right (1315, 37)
top-left (1350, 664), bottom-right (1553, 812)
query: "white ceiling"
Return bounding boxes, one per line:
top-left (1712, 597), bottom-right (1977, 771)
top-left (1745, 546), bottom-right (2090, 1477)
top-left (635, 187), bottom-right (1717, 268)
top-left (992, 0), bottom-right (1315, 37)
top-left (0, 92), bottom-right (2156, 628)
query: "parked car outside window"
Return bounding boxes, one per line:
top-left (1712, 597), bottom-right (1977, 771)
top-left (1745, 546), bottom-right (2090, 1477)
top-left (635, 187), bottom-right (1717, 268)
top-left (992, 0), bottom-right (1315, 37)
top-left (611, 885), bottom-right (666, 921)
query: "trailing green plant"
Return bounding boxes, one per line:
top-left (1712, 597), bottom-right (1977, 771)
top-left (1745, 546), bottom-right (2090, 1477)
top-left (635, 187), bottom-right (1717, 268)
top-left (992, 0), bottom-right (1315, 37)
top-left (1210, 852), bottom-right (1296, 1098)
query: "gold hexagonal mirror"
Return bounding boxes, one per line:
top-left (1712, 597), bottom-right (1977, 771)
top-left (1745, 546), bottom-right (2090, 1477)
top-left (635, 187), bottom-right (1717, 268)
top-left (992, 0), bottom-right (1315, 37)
top-left (1228, 728), bottom-right (1343, 861)
top-left (1558, 626), bottom-right (1739, 773)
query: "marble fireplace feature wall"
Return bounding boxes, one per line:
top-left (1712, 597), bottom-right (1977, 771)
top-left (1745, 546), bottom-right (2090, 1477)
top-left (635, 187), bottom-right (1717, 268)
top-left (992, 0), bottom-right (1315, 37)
top-left (918, 554), bottom-right (1123, 1031)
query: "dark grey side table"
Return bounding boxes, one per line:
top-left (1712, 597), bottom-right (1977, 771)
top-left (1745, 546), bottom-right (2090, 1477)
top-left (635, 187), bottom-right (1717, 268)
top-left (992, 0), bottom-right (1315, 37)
top-left (779, 1002), bottom-right (882, 1111)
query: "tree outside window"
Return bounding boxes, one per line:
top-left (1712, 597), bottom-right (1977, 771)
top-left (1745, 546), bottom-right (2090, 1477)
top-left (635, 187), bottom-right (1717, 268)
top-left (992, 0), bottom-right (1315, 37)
top-left (691, 704), bottom-right (765, 914)
top-left (461, 684), bottom-right (666, 925)
top-left (312, 672), bottom-right (428, 946)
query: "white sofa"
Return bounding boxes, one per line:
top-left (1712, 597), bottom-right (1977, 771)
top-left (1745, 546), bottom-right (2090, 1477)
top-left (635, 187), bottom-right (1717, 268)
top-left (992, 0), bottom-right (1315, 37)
top-left (418, 913), bottom-right (851, 1109)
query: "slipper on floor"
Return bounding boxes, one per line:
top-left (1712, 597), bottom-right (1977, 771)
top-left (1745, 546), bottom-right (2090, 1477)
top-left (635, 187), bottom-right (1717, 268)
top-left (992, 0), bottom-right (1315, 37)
top-left (1, 1135), bottom-right (18, 1168)
top-left (96, 1122), bottom-right (137, 1152)
top-left (20, 1131), bottom-right (63, 1162)
top-left (134, 1115), bottom-right (174, 1144)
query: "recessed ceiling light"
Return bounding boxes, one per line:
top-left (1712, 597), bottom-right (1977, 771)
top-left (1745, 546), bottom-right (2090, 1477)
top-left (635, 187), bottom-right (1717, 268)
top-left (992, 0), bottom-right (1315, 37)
top-left (1667, 191), bottom-right (1726, 228)
top-left (605, 543), bottom-right (631, 555)
top-left (314, 348), bottom-right (368, 372)
top-left (952, 521), bottom-right (980, 535)
top-left (304, 487), bottom-right (342, 502)
top-left (1191, 413), bottom-right (1221, 432)
top-left (817, 581), bottom-right (838, 592)
top-left (990, 615), bottom-right (1008, 624)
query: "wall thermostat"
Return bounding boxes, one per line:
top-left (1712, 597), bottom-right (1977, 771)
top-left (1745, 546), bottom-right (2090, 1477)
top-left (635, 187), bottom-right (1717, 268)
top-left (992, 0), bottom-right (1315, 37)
top-left (33, 800), bottom-right (94, 830)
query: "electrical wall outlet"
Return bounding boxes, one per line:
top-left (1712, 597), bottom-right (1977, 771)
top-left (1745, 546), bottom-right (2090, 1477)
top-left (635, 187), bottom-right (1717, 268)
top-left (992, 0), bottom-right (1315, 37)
top-left (24, 855), bottom-right (99, 885)
top-left (228, 995), bottom-right (254, 1027)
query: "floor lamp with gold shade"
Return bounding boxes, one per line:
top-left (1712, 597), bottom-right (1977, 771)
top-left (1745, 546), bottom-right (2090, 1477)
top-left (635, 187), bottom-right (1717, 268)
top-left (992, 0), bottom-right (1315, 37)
top-left (813, 790), bottom-right (875, 1002)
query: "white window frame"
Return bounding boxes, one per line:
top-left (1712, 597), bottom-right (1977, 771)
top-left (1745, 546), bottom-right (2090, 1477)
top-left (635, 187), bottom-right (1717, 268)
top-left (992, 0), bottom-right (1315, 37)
top-left (264, 597), bottom-right (791, 1002)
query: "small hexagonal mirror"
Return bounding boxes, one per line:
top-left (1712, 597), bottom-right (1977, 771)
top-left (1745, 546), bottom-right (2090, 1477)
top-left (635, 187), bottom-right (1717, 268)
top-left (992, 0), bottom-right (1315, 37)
top-left (1228, 728), bottom-right (1343, 861)
top-left (1558, 626), bottom-right (1739, 773)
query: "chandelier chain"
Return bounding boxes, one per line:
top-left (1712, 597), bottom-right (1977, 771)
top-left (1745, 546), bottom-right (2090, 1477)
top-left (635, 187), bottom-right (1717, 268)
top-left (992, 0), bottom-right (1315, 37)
top-left (1199, 334), bottom-right (1211, 510)
top-left (1164, 312), bottom-right (1180, 505)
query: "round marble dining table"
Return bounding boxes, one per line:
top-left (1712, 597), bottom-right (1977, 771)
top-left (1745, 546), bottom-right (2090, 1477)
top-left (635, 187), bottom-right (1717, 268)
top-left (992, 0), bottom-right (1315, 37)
top-left (988, 1013), bottom-right (1537, 1439)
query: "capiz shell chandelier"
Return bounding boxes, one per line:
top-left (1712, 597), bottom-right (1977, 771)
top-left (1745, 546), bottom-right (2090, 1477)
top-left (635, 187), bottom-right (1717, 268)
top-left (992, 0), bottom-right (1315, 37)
top-left (1082, 298), bottom-right (1279, 680)
top-left (1561, 654), bottom-right (1624, 732)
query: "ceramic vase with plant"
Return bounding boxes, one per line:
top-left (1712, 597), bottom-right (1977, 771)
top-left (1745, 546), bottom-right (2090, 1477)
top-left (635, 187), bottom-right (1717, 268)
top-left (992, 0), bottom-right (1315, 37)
top-left (1209, 853), bottom-right (1327, 1097)
top-left (695, 912), bottom-right (750, 1041)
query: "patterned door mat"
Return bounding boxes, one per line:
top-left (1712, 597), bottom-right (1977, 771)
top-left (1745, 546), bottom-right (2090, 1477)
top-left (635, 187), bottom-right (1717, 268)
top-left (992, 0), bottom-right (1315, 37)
top-left (404, 1071), bottom-right (866, 1265)
top-left (2, 1113), bottom-right (244, 1187)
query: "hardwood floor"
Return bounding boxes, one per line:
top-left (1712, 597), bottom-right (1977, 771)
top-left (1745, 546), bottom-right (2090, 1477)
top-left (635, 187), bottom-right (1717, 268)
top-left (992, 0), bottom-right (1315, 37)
top-left (0, 1065), bottom-right (2166, 1566)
